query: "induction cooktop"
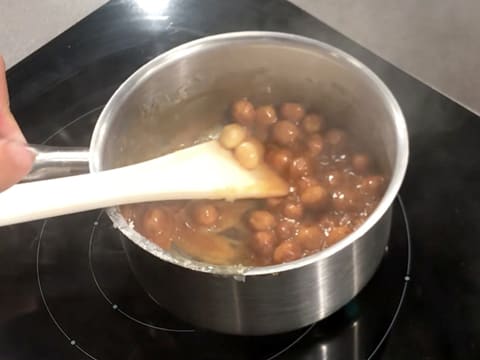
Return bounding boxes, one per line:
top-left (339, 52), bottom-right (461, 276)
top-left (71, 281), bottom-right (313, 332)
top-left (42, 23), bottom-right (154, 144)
top-left (1, 0), bottom-right (479, 359)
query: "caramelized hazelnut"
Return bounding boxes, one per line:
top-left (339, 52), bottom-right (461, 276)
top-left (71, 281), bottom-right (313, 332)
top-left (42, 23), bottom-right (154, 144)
top-left (307, 133), bottom-right (324, 157)
top-left (324, 170), bottom-right (343, 187)
top-left (352, 153), bottom-right (370, 173)
top-left (360, 175), bottom-right (386, 196)
top-left (289, 156), bottom-right (312, 179)
top-left (234, 138), bottom-right (265, 169)
top-left (142, 207), bottom-right (174, 248)
top-left (266, 148), bottom-right (293, 174)
top-left (325, 225), bottom-right (351, 246)
top-left (325, 128), bottom-right (347, 148)
top-left (219, 123), bottom-right (247, 149)
top-left (272, 120), bottom-right (299, 146)
top-left (191, 203), bottom-right (219, 226)
top-left (300, 185), bottom-right (329, 209)
top-left (302, 113), bottom-right (326, 133)
top-left (296, 225), bottom-right (324, 251)
top-left (255, 105), bottom-right (278, 127)
top-left (296, 176), bottom-right (319, 193)
top-left (265, 197), bottom-right (284, 209)
top-left (282, 201), bottom-right (304, 220)
top-left (276, 219), bottom-right (296, 240)
top-left (251, 231), bottom-right (276, 257)
top-left (280, 102), bottom-right (306, 124)
top-left (248, 210), bottom-right (277, 231)
top-left (273, 240), bottom-right (302, 264)
top-left (331, 188), bottom-right (358, 212)
top-left (232, 99), bottom-right (256, 126)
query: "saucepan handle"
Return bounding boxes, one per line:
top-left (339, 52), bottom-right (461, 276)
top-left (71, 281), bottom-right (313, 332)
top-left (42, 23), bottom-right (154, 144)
top-left (22, 144), bottom-right (90, 182)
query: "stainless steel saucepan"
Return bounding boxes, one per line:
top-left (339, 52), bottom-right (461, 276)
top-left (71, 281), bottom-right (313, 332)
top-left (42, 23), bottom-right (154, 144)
top-left (15, 32), bottom-right (409, 335)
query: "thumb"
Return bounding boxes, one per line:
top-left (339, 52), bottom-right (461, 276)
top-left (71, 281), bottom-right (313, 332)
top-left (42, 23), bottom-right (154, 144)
top-left (0, 140), bottom-right (35, 191)
top-left (0, 56), bottom-right (25, 142)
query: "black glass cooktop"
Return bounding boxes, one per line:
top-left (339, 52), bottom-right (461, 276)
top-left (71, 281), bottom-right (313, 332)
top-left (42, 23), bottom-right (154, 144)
top-left (1, 0), bottom-right (479, 359)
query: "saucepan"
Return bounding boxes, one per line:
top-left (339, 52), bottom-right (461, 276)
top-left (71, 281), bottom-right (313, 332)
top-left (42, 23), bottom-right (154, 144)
top-left (16, 32), bottom-right (409, 334)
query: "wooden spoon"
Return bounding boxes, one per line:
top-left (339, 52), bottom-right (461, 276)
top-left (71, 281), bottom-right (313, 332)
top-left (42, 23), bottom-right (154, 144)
top-left (0, 141), bottom-right (289, 226)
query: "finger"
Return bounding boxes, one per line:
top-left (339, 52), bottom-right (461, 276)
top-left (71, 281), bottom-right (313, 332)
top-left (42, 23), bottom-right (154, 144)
top-left (0, 139), bottom-right (35, 191)
top-left (0, 56), bottom-right (9, 109)
top-left (0, 56), bottom-right (25, 142)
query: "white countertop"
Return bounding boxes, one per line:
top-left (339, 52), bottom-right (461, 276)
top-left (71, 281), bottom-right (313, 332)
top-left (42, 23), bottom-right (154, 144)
top-left (0, 0), bottom-right (108, 67)
top-left (1, 0), bottom-right (479, 115)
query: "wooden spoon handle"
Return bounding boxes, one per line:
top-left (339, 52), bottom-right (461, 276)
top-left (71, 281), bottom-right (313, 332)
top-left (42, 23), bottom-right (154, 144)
top-left (0, 141), bottom-right (288, 226)
top-left (0, 171), bottom-right (123, 226)
top-left (0, 154), bottom-right (205, 226)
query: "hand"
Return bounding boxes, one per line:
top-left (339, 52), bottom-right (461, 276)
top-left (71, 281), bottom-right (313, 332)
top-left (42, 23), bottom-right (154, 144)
top-left (0, 56), bottom-right (34, 191)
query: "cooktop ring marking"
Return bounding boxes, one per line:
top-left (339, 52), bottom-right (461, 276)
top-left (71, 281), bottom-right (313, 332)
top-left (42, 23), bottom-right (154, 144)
top-left (40, 104), bottom-right (105, 145)
top-left (36, 220), bottom-right (100, 360)
top-left (88, 211), bottom-right (195, 333)
top-left (367, 194), bottom-right (411, 360)
top-left (264, 323), bottom-right (316, 360)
